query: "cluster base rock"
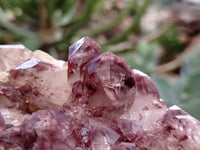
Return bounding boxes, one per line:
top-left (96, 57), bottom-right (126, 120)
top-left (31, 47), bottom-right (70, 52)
top-left (0, 37), bottom-right (200, 150)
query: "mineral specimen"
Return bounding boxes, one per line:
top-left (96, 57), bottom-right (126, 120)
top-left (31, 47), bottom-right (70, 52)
top-left (68, 37), bottom-right (101, 84)
top-left (0, 37), bottom-right (200, 150)
top-left (83, 52), bottom-right (135, 116)
top-left (0, 113), bottom-right (5, 133)
top-left (21, 109), bottom-right (76, 150)
top-left (9, 57), bottom-right (69, 110)
top-left (127, 69), bottom-right (167, 129)
top-left (113, 142), bottom-right (140, 150)
top-left (89, 125), bottom-right (120, 150)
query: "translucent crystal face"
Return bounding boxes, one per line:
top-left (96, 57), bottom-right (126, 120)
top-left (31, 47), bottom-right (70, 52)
top-left (89, 125), bottom-right (120, 150)
top-left (0, 113), bottom-right (5, 133)
top-left (21, 109), bottom-right (76, 150)
top-left (127, 69), bottom-right (167, 129)
top-left (113, 142), bottom-right (140, 150)
top-left (83, 52), bottom-right (136, 115)
top-left (0, 45), bottom-right (32, 83)
top-left (9, 57), bottom-right (70, 110)
top-left (0, 45), bottom-right (32, 73)
top-left (0, 82), bottom-right (26, 109)
top-left (151, 105), bottom-right (200, 150)
top-left (68, 37), bottom-right (101, 83)
top-left (0, 38), bottom-right (200, 150)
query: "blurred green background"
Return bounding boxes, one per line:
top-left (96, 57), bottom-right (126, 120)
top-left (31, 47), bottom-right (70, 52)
top-left (1, 0), bottom-right (200, 119)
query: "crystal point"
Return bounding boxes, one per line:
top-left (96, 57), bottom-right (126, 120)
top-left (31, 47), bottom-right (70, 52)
top-left (89, 124), bottom-right (120, 150)
top-left (68, 37), bottom-right (101, 83)
top-left (0, 45), bottom-right (32, 83)
top-left (83, 52), bottom-right (136, 116)
top-left (127, 69), bottom-right (167, 129)
top-left (133, 69), bottom-right (160, 98)
top-left (0, 39), bottom-right (200, 150)
top-left (9, 58), bottom-right (70, 110)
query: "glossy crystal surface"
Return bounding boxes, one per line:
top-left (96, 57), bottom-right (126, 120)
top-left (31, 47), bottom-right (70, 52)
top-left (0, 38), bottom-right (200, 150)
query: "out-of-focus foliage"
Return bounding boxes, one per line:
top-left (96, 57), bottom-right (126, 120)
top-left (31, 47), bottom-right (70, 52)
top-left (154, 0), bottom-right (172, 4)
top-left (132, 43), bottom-right (200, 120)
top-left (159, 27), bottom-right (184, 57)
top-left (0, 0), bottom-right (200, 119)
top-left (0, 0), bottom-right (106, 51)
top-left (121, 42), bottom-right (161, 74)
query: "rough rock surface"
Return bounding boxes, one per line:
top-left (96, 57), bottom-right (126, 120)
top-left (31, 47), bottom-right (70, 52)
top-left (0, 37), bottom-right (200, 150)
top-left (21, 109), bottom-right (76, 150)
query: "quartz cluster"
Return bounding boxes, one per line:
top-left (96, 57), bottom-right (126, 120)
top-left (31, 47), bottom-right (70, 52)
top-left (0, 38), bottom-right (200, 150)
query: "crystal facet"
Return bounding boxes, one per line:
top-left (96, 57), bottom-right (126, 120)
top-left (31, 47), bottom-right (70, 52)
top-left (113, 142), bottom-right (140, 150)
top-left (21, 109), bottom-right (76, 150)
top-left (0, 39), bottom-right (200, 150)
top-left (9, 58), bottom-right (70, 109)
top-left (0, 113), bottom-right (5, 133)
top-left (151, 105), bottom-right (200, 150)
top-left (68, 37), bottom-right (101, 83)
top-left (127, 69), bottom-right (167, 129)
top-left (89, 125), bottom-right (120, 150)
top-left (0, 45), bottom-right (32, 83)
top-left (83, 52), bottom-right (136, 116)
